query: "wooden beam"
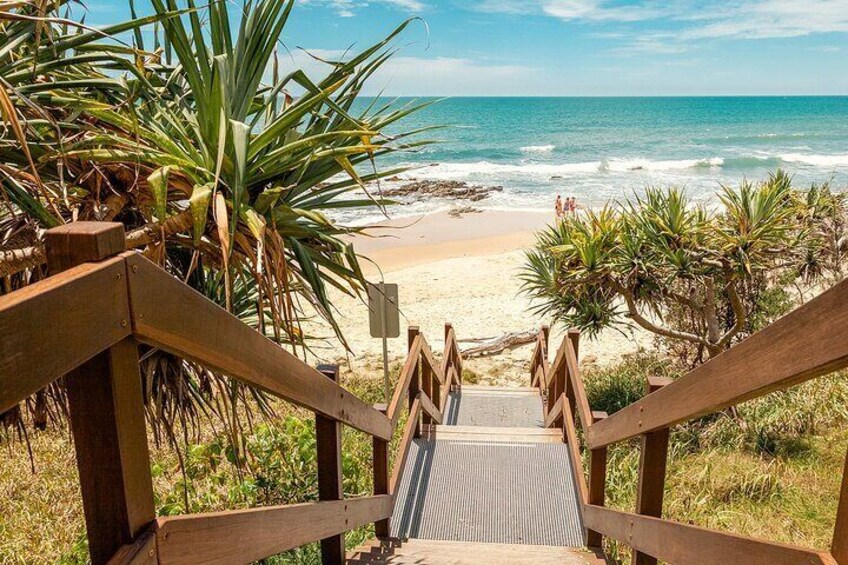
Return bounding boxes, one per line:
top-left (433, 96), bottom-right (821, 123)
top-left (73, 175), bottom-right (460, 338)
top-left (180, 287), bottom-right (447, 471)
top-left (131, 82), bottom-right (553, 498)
top-left (586, 412), bottom-right (608, 548)
top-left (564, 339), bottom-right (593, 430)
top-left (372, 405), bottom-right (390, 538)
top-left (407, 327), bottom-right (421, 437)
top-left (833, 447), bottom-right (848, 564)
top-left (545, 395), bottom-right (564, 429)
top-left (45, 223), bottom-right (154, 565)
top-left (632, 377), bottom-right (673, 565)
top-left (315, 365), bottom-right (344, 565)
top-left (390, 399), bottom-right (422, 494)
top-left (124, 255), bottom-right (391, 441)
top-left (418, 390), bottom-right (443, 425)
top-left (583, 505), bottom-right (837, 565)
top-left (562, 402), bottom-right (588, 504)
top-left (0, 257), bottom-right (131, 413)
top-left (587, 277), bottom-right (848, 449)
top-left (154, 496), bottom-right (393, 565)
top-left (386, 335), bottom-right (422, 425)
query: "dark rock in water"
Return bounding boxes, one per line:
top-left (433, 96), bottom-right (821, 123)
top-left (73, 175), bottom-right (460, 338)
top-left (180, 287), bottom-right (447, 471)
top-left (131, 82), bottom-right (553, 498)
top-left (550, 175), bottom-right (563, 180)
top-left (382, 180), bottom-right (503, 202)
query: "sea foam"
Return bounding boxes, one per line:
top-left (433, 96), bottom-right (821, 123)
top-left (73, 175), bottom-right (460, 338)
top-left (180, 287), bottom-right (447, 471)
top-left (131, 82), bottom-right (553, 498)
top-left (519, 144), bottom-right (556, 153)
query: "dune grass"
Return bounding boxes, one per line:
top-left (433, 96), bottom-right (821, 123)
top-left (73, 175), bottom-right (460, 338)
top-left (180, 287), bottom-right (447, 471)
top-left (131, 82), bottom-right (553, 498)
top-left (583, 352), bottom-right (848, 561)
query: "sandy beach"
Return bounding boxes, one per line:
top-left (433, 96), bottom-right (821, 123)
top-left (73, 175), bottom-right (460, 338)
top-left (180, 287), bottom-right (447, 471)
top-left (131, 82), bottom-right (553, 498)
top-left (316, 209), bottom-right (652, 387)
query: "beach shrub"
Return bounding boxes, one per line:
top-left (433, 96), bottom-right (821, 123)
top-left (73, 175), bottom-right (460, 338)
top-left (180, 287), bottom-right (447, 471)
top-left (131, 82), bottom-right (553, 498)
top-left (522, 172), bottom-right (846, 362)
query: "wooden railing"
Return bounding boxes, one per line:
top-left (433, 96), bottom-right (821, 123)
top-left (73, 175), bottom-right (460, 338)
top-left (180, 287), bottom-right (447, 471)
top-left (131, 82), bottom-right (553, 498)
top-left (0, 222), bottom-right (463, 565)
top-left (530, 278), bottom-right (848, 565)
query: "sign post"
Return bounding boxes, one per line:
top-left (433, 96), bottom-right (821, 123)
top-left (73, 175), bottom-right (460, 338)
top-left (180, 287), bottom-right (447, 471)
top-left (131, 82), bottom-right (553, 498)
top-left (367, 282), bottom-right (400, 403)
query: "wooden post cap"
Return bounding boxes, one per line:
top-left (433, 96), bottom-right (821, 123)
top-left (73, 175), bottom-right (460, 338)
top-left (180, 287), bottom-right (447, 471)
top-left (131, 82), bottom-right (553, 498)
top-left (316, 364), bottom-right (339, 382)
top-left (646, 376), bottom-right (673, 394)
top-left (44, 222), bottom-right (126, 273)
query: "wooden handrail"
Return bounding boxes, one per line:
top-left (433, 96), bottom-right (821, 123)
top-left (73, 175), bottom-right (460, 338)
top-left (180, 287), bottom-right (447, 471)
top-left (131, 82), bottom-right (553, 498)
top-left (124, 254), bottom-right (392, 441)
top-left (152, 496), bottom-right (393, 564)
top-left (0, 223), bottom-right (467, 565)
top-left (0, 257), bottom-right (131, 414)
top-left (583, 505), bottom-right (836, 565)
top-left (586, 276), bottom-right (848, 450)
top-left (532, 279), bottom-right (848, 564)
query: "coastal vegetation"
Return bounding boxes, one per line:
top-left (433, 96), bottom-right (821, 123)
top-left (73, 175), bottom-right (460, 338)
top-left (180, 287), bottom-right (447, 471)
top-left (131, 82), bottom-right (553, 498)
top-left (0, 0), bottom-right (428, 447)
top-left (523, 171), bottom-right (846, 362)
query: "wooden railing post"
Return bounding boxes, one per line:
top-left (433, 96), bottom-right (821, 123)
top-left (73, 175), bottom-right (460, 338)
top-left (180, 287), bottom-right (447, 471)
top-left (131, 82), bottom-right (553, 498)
top-left (565, 328), bottom-right (580, 420)
top-left (542, 324), bottom-right (550, 354)
top-left (45, 222), bottom-right (155, 565)
top-left (372, 403), bottom-right (390, 539)
top-left (833, 448), bottom-right (848, 563)
top-left (316, 364), bottom-right (345, 564)
top-left (421, 358), bottom-right (433, 428)
top-left (408, 326), bottom-right (421, 437)
top-left (586, 411), bottom-right (609, 549)
top-left (631, 376), bottom-right (673, 565)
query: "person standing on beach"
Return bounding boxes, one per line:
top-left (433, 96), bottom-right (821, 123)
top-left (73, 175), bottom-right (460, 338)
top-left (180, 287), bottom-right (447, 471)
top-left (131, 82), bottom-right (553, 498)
top-left (555, 194), bottom-right (563, 219)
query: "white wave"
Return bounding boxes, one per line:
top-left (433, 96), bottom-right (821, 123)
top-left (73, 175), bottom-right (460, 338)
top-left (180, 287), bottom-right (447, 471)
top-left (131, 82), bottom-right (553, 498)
top-left (402, 157), bottom-right (725, 180)
top-left (779, 153), bottom-right (848, 167)
top-left (519, 144), bottom-right (556, 153)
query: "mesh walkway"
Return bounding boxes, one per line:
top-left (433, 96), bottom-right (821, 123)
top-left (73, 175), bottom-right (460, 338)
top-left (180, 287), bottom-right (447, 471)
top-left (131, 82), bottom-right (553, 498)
top-left (389, 386), bottom-right (584, 547)
top-left (444, 387), bottom-right (544, 428)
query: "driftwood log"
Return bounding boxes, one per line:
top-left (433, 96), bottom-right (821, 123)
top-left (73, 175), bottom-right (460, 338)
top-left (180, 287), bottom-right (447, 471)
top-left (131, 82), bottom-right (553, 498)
top-left (459, 330), bottom-right (537, 358)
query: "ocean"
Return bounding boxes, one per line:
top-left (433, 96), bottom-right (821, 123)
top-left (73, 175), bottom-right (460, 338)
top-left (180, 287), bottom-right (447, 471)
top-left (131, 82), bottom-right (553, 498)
top-left (343, 96), bottom-right (848, 224)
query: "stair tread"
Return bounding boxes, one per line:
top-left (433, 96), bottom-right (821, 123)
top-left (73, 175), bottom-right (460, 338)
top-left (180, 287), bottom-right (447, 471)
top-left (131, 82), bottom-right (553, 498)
top-left (423, 424), bottom-right (562, 443)
top-left (347, 539), bottom-right (605, 564)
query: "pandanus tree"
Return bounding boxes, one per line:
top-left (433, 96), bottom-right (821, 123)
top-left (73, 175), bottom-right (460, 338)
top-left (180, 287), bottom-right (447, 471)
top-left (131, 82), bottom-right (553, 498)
top-left (0, 0), bottom-right (431, 456)
top-left (522, 171), bottom-right (842, 362)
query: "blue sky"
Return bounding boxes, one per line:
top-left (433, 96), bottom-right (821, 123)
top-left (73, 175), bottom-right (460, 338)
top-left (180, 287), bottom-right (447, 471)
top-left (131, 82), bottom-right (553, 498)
top-left (88, 0), bottom-right (848, 96)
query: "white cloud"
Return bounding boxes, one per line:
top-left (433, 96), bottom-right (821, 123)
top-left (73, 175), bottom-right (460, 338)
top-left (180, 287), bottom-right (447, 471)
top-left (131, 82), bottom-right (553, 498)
top-left (279, 49), bottom-right (539, 95)
top-left (303, 0), bottom-right (425, 18)
top-left (475, 0), bottom-right (848, 40)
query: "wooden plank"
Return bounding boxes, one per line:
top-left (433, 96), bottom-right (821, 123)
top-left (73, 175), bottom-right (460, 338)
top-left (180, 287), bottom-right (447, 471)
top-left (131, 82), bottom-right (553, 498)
top-left (387, 335), bottom-right (421, 425)
top-left (372, 404), bottom-right (390, 539)
top-left (108, 531), bottom-right (158, 565)
top-left (44, 221), bottom-right (126, 273)
top-left (545, 394), bottom-right (564, 429)
top-left (407, 327), bottom-right (422, 437)
top-left (562, 403), bottom-right (588, 503)
top-left (315, 365), bottom-right (344, 564)
top-left (0, 257), bottom-right (131, 413)
top-left (155, 496), bottom-right (393, 565)
top-left (421, 356), bottom-right (433, 427)
top-left (586, 412), bottom-right (608, 549)
top-left (421, 336), bottom-right (446, 386)
top-left (390, 399), bottom-right (421, 494)
top-left (564, 340), bottom-right (593, 430)
top-left (587, 277), bottom-right (848, 449)
top-left (66, 338), bottom-right (156, 565)
top-left (583, 505), bottom-right (836, 565)
top-left (45, 224), bottom-right (154, 565)
top-left (833, 448), bottom-right (848, 563)
top-left (417, 390), bottom-right (443, 425)
top-left (632, 377), bottom-right (672, 565)
top-left (124, 255), bottom-right (391, 441)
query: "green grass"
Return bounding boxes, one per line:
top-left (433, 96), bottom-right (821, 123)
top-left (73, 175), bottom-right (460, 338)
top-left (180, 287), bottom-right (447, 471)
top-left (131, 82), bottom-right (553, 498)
top-left (0, 366), bottom-right (408, 564)
top-left (582, 353), bottom-right (848, 562)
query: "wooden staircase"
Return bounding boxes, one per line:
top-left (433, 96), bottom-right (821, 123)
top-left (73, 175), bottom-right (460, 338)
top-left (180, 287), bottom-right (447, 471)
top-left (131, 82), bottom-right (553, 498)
top-left (347, 383), bottom-right (592, 562)
top-left (3, 221), bottom-right (848, 565)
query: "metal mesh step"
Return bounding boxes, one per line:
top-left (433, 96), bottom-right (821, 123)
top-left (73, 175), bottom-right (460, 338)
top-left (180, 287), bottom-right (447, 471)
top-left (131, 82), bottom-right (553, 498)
top-left (444, 390), bottom-right (543, 428)
top-left (389, 438), bottom-right (584, 546)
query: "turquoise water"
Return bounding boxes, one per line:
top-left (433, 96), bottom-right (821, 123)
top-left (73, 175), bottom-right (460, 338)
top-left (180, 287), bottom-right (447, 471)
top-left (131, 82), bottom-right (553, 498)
top-left (348, 96), bottom-right (848, 222)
